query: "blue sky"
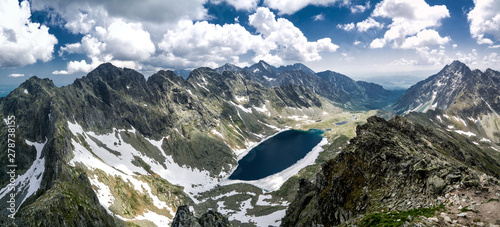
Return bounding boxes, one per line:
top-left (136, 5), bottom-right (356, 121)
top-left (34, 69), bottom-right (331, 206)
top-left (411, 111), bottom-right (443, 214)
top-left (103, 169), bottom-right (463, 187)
top-left (1, 0), bottom-right (499, 89)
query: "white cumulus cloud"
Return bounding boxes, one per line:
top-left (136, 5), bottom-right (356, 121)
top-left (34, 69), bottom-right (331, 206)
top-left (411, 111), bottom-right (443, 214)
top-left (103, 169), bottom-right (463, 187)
top-left (467, 0), bottom-right (500, 45)
top-left (45, 0), bottom-right (338, 73)
top-left (337, 23), bottom-right (356, 31)
top-left (356, 18), bottom-right (383, 32)
top-left (264, 0), bottom-right (342, 15)
top-left (31, 0), bottom-right (208, 28)
top-left (8, 73), bottom-right (25, 78)
top-left (249, 7), bottom-right (338, 63)
top-left (338, 18), bottom-right (383, 32)
top-left (211, 0), bottom-right (260, 10)
top-left (157, 7), bottom-right (338, 68)
top-left (158, 20), bottom-right (262, 68)
top-left (0, 0), bottom-right (57, 68)
top-left (350, 1), bottom-right (371, 13)
top-left (369, 0), bottom-right (450, 49)
top-left (55, 20), bottom-right (155, 74)
top-left (400, 29), bottom-right (450, 49)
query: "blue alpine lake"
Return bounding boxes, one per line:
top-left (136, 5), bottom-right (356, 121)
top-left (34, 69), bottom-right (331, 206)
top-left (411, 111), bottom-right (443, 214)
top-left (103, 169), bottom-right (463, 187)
top-left (228, 129), bottom-right (324, 181)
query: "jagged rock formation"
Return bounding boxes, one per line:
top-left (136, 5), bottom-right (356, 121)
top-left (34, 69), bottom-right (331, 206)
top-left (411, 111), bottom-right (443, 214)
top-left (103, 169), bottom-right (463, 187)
top-left (393, 60), bottom-right (500, 147)
top-left (282, 116), bottom-right (500, 226)
top-left (0, 63), bottom-right (331, 226)
top-left (171, 206), bottom-right (231, 227)
top-left (394, 60), bottom-right (500, 117)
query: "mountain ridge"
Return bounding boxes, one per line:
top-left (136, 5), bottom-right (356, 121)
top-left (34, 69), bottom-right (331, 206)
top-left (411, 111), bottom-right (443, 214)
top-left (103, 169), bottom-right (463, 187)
top-left (0, 62), bottom-right (338, 226)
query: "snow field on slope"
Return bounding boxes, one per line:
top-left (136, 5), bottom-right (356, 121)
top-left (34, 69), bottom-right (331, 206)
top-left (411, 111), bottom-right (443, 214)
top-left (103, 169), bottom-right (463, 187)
top-left (0, 139), bottom-right (46, 213)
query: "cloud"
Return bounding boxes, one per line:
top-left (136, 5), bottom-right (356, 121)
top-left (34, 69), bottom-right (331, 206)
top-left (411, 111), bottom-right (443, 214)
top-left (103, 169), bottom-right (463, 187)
top-left (455, 49), bottom-right (479, 65)
top-left (56, 20), bottom-right (155, 74)
top-left (313, 13), bottom-right (325, 21)
top-left (482, 52), bottom-right (500, 64)
top-left (158, 20), bottom-right (262, 68)
top-left (369, 0), bottom-right (450, 49)
top-left (337, 23), bottom-right (356, 31)
top-left (31, 0), bottom-right (208, 28)
top-left (467, 0), bottom-right (500, 45)
top-left (8, 73), bottom-right (25, 78)
top-left (157, 7), bottom-right (338, 68)
top-left (415, 47), bottom-right (451, 65)
top-left (0, 0), bottom-right (57, 68)
top-left (211, 0), bottom-right (260, 10)
top-left (400, 29), bottom-right (450, 49)
top-left (338, 18), bottom-right (383, 32)
top-left (390, 58), bottom-right (417, 66)
top-left (263, 0), bottom-right (341, 15)
top-left (48, 2), bottom-right (337, 73)
top-left (53, 60), bottom-right (101, 75)
top-left (356, 17), bottom-right (383, 32)
top-left (350, 1), bottom-right (370, 13)
top-left (249, 7), bottom-right (338, 63)
top-left (101, 20), bottom-right (155, 61)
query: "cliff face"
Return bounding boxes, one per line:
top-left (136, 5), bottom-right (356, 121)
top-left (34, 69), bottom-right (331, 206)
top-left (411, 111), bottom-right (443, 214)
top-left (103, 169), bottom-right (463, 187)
top-left (282, 116), bottom-right (500, 226)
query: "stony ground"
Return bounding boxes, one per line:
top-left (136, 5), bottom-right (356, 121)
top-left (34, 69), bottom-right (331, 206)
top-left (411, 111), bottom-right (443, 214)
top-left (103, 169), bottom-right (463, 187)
top-left (420, 174), bottom-right (500, 227)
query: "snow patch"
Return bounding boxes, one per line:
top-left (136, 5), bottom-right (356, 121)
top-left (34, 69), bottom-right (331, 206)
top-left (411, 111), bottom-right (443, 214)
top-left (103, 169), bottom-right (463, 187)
top-left (211, 129), bottom-right (224, 139)
top-left (453, 116), bottom-right (467, 126)
top-left (436, 115), bottom-right (443, 123)
top-left (235, 96), bottom-right (248, 103)
top-left (480, 138), bottom-right (492, 143)
top-left (119, 210), bottom-right (173, 226)
top-left (263, 75), bottom-right (276, 82)
top-left (88, 175), bottom-right (115, 215)
top-left (217, 198), bottom-right (285, 226)
top-left (231, 101), bottom-right (252, 114)
top-left (256, 194), bottom-right (273, 206)
top-left (287, 115), bottom-right (309, 121)
top-left (454, 130), bottom-right (476, 137)
top-left (0, 139), bottom-right (46, 212)
top-left (67, 121), bottom-right (221, 204)
top-left (253, 104), bottom-right (270, 116)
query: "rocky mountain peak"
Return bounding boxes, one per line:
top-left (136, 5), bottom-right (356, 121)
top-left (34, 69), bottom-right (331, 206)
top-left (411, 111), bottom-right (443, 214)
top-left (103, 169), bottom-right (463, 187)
top-left (19, 76), bottom-right (57, 94)
top-left (276, 63), bottom-right (316, 75)
top-left (248, 60), bottom-right (278, 76)
top-left (440, 60), bottom-right (471, 79)
top-left (149, 70), bottom-right (184, 83)
top-left (80, 63), bottom-right (148, 94)
top-left (215, 63), bottom-right (243, 74)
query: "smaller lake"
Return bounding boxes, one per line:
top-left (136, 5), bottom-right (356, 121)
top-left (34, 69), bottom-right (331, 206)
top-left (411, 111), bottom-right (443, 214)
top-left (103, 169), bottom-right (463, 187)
top-left (228, 129), bottom-right (324, 181)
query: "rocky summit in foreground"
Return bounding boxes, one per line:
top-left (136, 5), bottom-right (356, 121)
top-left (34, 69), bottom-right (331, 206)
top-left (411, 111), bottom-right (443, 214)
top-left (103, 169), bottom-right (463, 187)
top-left (282, 116), bottom-right (500, 226)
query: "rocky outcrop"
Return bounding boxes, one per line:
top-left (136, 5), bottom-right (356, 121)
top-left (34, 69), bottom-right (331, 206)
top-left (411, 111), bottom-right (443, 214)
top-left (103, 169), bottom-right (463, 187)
top-left (171, 206), bottom-right (231, 227)
top-left (282, 116), bottom-right (500, 226)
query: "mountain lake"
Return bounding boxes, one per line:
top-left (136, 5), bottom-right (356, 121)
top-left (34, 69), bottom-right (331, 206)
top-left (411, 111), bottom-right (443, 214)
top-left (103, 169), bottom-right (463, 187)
top-left (228, 129), bottom-right (325, 181)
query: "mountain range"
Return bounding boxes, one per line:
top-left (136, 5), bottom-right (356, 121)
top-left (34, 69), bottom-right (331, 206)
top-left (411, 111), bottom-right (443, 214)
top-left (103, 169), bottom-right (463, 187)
top-left (0, 60), bottom-right (499, 226)
top-left (217, 60), bottom-right (404, 110)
